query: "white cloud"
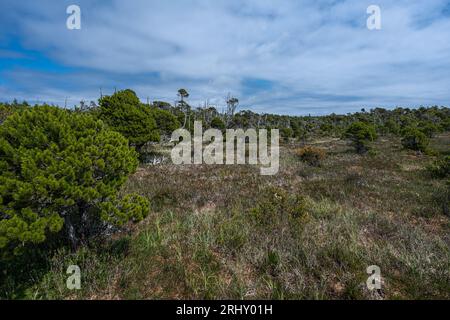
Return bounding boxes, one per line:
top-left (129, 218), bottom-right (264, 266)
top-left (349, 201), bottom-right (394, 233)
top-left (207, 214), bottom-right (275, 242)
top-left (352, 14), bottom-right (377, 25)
top-left (1, 0), bottom-right (450, 114)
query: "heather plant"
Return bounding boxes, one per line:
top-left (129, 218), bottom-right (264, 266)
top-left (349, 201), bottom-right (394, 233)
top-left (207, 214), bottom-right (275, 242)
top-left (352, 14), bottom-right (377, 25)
top-left (0, 106), bottom-right (149, 255)
top-left (295, 146), bottom-right (326, 167)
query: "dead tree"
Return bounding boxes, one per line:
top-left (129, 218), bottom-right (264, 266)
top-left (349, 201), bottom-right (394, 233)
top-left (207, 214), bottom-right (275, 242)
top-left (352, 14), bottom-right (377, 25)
top-left (177, 89), bottom-right (190, 129)
top-left (225, 94), bottom-right (239, 127)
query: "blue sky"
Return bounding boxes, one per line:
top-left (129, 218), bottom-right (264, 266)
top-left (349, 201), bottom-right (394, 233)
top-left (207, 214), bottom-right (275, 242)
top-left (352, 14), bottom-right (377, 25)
top-left (1, 0), bottom-right (450, 115)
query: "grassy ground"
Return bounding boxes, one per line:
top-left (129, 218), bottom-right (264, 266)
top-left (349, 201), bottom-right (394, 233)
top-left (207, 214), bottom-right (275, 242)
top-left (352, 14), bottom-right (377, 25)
top-left (1, 134), bottom-right (449, 300)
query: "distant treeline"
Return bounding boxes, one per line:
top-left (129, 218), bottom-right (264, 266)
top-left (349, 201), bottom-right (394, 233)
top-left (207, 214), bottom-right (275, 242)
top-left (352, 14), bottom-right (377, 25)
top-left (2, 89), bottom-right (449, 145)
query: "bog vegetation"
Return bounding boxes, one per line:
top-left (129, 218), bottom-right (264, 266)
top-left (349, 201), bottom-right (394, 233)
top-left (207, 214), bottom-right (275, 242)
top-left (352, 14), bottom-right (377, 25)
top-left (0, 90), bottom-right (449, 299)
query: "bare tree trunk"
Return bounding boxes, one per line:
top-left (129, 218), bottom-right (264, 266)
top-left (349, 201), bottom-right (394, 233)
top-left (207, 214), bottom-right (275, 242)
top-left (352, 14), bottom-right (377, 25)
top-left (183, 109), bottom-right (187, 129)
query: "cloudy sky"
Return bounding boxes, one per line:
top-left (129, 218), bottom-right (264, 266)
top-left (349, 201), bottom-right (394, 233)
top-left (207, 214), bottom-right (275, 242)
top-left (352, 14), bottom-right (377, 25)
top-left (1, 0), bottom-right (450, 115)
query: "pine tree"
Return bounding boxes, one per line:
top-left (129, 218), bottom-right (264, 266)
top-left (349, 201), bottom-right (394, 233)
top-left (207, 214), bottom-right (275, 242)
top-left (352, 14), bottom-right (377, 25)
top-left (0, 106), bottom-right (149, 255)
top-left (98, 89), bottom-right (159, 151)
top-left (345, 121), bottom-right (377, 154)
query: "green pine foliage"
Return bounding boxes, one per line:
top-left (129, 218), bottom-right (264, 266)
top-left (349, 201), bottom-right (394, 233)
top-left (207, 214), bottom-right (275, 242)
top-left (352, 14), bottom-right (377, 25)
top-left (151, 108), bottom-right (180, 138)
top-left (280, 127), bottom-right (294, 142)
top-left (210, 117), bottom-right (226, 131)
top-left (428, 156), bottom-right (450, 179)
top-left (0, 105), bottom-right (14, 124)
top-left (401, 126), bottom-right (430, 152)
top-left (0, 106), bottom-right (149, 255)
top-left (0, 103), bottom-right (28, 125)
top-left (418, 121), bottom-right (440, 138)
top-left (383, 119), bottom-right (401, 135)
top-left (98, 89), bottom-right (159, 149)
top-left (345, 121), bottom-right (378, 154)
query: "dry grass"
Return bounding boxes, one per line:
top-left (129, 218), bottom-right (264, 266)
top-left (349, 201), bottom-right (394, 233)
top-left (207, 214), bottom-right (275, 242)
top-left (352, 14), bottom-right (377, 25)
top-left (3, 134), bottom-right (449, 300)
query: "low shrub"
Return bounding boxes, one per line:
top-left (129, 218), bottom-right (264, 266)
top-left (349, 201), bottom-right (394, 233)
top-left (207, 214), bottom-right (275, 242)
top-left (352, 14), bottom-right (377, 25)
top-left (295, 146), bottom-right (326, 167)
top-left (250, 187), bottom-right (309, 227)
top-left (383, 119), bottom-right (401, 135)
top-left (428, 156), bottom-right (450, 179)
top-left (401, 127), bottom-right (429, 152)
top-left (0, 106), bottom-right (149, 255)
top-left (345, 122), bottom-right (377, 154)
top-left (280, 127), bottom-right (294, 142)
top-left (210, 117), bottom-right (226, 131)
top-left (419, 121), bottom-right (440, 138)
